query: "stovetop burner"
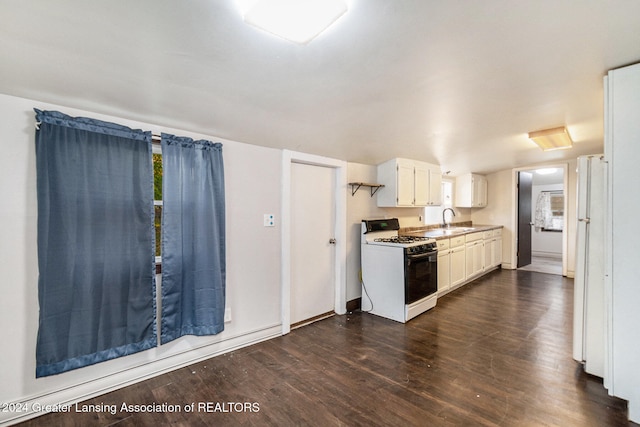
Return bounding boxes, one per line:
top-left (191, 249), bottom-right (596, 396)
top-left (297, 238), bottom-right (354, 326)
top-left (373, 236), bottom-right (431, 244)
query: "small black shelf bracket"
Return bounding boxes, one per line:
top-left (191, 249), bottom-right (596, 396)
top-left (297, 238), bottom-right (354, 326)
top-left (348, 182), bottom-right (385, 197)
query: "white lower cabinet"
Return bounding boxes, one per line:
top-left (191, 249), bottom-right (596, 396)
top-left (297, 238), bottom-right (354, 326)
top-left (465, 232), bottom-right (485, 280)
top-left (436, 228), bottom-right (502, 297)
top-left (437, 236), bottom-right (466, 295)
top-left (450, 243), bottom-right (466, 287)
top-left (482, 228), bottom-right (503, 269)
top-left (483, 231), bottom-right (494, 270)
top-left (494, 231), bottom-right (503, 267)
top-left (437, 239), bottom-right (451, 294)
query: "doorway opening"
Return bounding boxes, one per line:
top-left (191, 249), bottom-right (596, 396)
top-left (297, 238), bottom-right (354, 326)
top-left (515, 165), bottom-right (567, 276)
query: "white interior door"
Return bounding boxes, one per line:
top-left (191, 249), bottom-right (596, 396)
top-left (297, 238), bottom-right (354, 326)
top-left (290, 162), bottom-right (335, 325)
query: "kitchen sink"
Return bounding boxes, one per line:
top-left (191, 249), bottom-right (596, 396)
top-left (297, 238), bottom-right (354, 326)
top-left (421, 226), bottom-right (477, 238)
top-left (448, 227), bottom-right (475, 232)
top-left (425, 229), bottom-right (455, 236)
top-left (424, 227), bottom-right (475, 236)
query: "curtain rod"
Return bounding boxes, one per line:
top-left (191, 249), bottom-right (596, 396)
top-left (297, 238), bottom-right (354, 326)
top-left (34, 120), bottom-right (163, 142)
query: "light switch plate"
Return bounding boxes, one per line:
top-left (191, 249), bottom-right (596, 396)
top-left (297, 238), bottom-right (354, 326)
top-left (264, 214), bottom-right (275, 227)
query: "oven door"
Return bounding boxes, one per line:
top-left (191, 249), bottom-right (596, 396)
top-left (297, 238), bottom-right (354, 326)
top-left (405, 250), bottom-right (438, 304)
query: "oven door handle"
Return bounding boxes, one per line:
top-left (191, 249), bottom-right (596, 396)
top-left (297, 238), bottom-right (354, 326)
top-left (407, 250), bottom-right (438, 261)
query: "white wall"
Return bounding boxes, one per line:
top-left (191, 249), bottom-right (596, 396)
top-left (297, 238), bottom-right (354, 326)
top-left (531, 183), bottom-right (563, 258)
top-left (424, 205), bottom-right (472, 227)
top-left (345, 163), bottom-right (387, 303)
top-left (0, 93), bottom-right (283, 425)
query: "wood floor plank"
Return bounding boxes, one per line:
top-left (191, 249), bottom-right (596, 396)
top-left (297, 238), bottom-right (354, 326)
top-left (17, 269), bottom-right (635, 426)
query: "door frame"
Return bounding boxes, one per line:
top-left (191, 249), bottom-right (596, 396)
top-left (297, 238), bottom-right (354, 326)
top-left (281, 150), bottom-right (347, 335)
top-left (510, 162), bottom-right (569, 276)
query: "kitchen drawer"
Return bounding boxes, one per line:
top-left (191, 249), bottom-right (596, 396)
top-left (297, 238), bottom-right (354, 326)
top-left (483, 231), bottom-right (493, 239)
top-left (450, 236), bottom-right (465, 248)
top-left (465, 232), bottom-right (483, 243)
top-left (492, 228), bottom-right (502, 237)
top-left (436, 238), bottom-right (450, 250)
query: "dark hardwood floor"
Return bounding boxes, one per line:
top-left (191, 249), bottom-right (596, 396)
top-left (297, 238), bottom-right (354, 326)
top-left (19, 269), bottom-right (635, 426)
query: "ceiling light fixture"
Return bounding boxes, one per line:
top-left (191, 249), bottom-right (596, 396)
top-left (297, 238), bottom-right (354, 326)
top-left (535, 168), bottom-right (558, 175)
top-left (528, 126), bottom-right (573, 151)
top-left (242, 0), bottom-right (348, 44)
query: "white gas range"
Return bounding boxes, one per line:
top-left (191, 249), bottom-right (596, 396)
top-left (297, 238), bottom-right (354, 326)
top-left (360, 218), bottom-right (438, 323)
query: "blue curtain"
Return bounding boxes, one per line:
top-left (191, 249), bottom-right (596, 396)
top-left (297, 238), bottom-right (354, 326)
top-left (160, 134), bottom-right (225, 344)
top-left (34, 109), bottom-right (156, 377)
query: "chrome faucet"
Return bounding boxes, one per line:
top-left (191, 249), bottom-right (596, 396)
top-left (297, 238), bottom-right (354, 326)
top-left (442, 208), bottom-right (456, 228)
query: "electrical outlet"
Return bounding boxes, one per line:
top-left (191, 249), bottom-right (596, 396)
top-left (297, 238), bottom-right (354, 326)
top-left (264, 214), bottom-right (275, 227)
top-left (224, 307), bottom-right (232, 323)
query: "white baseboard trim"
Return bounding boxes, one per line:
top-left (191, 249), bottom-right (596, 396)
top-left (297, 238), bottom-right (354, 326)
top-left (531, 251), bottom-right (562, 259)
top-left (1, 324), bottom-right (282, 426)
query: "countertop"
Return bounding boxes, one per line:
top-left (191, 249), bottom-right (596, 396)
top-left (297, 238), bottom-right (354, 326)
top-left (400, 224), bottom-right (503, 240)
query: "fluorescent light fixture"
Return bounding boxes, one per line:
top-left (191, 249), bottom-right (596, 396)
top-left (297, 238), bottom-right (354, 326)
top-left (528, 127), bottom-right (573, 151)
top-left (535, 168), bottom-right (558, 175)
top-left (242, 0), bottom-right (348, 44)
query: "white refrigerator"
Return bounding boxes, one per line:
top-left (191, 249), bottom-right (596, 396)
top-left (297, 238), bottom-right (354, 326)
top-left (573, 155), bottom-right (605, 378)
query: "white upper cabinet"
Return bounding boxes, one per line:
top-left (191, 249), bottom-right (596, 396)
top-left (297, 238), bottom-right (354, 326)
top-left (413, 162), bottom-right (429, 206)
top-left (377, 158), bottom-right (442, 207)
top-left (429, 167), bottom-right (442, 206)
top-left (397, 159), bottom-right (417, 206)
top-left (455, 173), bottom-right (487, 208)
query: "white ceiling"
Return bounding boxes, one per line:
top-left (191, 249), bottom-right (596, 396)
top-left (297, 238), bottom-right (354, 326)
top-left (1, 0), bottom-right (639, 175)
